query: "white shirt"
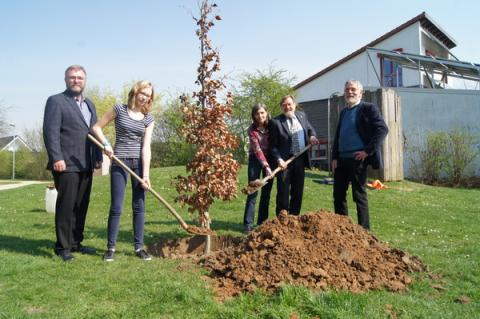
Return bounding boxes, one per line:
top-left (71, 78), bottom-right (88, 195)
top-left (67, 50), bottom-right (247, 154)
top-left (287, 115), bottom-right (306, 151)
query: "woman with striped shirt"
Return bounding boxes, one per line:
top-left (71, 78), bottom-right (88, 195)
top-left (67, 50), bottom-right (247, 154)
top-left (92, 80), bottom-right (155, 261)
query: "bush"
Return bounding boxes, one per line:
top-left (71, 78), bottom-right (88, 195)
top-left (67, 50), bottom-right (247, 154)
top-left (0, 151), bottom-right (12, 178)
top-left (420, 132), bottom-right (449, 184)
top-left (445, 129), bottom-right (478, 185)
top-left (151, 141), bottom-right (195, 167)
top-left (407, 129), bottom-right (479, 185)
top-left (0, 150), bottom-right (50, 180)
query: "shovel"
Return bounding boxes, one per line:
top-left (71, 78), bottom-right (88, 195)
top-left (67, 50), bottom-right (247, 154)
top-left (242, 144), bottom-right (312, 195)
top-left (87, 134), bottom-right (214, 236)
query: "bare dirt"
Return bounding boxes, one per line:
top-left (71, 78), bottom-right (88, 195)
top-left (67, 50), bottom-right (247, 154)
top-left (148, 210), bottom-right (426, 298)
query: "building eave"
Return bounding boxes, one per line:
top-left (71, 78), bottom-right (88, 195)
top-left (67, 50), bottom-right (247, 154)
top-left (294, 12), bottom-right (457, 90)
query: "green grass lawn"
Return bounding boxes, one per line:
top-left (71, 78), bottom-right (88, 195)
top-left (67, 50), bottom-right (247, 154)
top-left (0, 166), bottom-right (478, 318)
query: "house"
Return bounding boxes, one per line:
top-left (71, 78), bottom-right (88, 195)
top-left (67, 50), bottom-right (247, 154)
top-left (0, 135), bottom-right (33, 152)
top-left (295, 12), bottom-right (480, 102)
top-left (294, 12), bottom-right (480, 179)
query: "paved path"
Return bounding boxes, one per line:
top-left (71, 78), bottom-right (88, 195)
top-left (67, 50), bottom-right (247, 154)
top-left (0, 181), bottom-right (49, 191)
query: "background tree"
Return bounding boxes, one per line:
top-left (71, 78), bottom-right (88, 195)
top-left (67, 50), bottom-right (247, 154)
top-left (175, 0), bottom-right (240, 234)
top-left (151, 95), bottom-right (195, 167)
top-left (86, 86), bottom-right (120, 140)
top-left (230, 67), bottom-right (296, 162)
top-left (0, 102), bottom-right (10, 137)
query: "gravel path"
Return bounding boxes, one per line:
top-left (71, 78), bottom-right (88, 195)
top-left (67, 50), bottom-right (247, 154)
top-left (0, 181), bottom-right (49, 191)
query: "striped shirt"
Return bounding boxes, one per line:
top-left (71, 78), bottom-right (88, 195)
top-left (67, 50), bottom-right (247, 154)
top-left (113, 104), bottom-right (154, 158)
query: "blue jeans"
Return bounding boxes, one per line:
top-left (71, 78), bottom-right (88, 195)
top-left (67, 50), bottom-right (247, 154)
top-left (243, 158), bottom-right (273, 230)
top-left (107, 158), bottom-right (146, 251)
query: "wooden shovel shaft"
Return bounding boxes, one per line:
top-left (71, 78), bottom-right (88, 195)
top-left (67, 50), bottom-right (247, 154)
top-left (246, 144), bottom-right (312, 194)
top-left (87, 134), bottom-right (190, 230)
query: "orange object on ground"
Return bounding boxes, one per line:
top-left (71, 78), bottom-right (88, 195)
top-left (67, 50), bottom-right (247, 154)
top-left (367, 179), bottom-right (388, 190)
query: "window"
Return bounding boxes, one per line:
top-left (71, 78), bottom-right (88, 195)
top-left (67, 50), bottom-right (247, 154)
top-left (380, 48), bottom-right (403, 87)
top-left (382, 58), bottom-right (403, 87)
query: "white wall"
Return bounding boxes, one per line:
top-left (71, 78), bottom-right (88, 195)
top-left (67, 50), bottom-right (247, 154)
top-left (297, 23), bottom-right (423, 102)
top-left (395, 88), bottom-right (480, 177)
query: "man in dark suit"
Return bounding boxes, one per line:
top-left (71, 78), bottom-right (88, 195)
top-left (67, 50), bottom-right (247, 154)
top-left (331, 79), bottom-right (388, 230)
top-left (43, 65), bottom-right (102, 261)
top-left (270, 95), bottom-right (319, 216)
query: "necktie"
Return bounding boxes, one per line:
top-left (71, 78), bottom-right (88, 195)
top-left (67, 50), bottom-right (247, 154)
top-left (289, 117), bottom-right (300, 154)
top-left (76, 99), bottom-right (91, 127)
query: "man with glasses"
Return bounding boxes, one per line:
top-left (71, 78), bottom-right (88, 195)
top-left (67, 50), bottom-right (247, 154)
top-left (43, 65), bottom-right (102, 261)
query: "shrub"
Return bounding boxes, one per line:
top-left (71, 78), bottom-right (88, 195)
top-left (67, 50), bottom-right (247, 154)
top-left (0, 150), bottom-right (50, 180)
top-left (445, 129), bottom-right (478, 185)
top-left (406, 129), bottom-right (479, 186)
top-left (0, 151), bottom-right (12, 178)
top-left (420, 132), bottom-right (449, 184)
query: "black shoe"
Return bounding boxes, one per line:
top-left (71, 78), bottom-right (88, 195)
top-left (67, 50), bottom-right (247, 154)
top-left (71, 245), bottom-right (96, 255)
top-left (55, 249), bottom-right (74, 262)
top-left (103, 249), bottom-right (115, 262)
top-left (135, 249), bottom-right (152, 261)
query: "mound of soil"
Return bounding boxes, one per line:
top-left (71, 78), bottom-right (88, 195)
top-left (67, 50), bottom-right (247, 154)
top-left (149, 210), bottom-right (426, 298)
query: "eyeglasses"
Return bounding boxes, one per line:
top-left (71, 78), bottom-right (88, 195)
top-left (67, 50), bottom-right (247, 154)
top-left (137, 92), bottom-right (151, 99)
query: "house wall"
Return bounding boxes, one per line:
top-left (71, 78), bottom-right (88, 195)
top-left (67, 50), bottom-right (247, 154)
top-left (297, 23), bottom-right (422, 103)
top-left (296, 53), bottom-right (368, 103)
top-left (394, 87), bottom-right (480, 177)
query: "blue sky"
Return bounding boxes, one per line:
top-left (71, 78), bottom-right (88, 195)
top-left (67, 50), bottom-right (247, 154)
top-left (1, 0), bottom-right (479, 133)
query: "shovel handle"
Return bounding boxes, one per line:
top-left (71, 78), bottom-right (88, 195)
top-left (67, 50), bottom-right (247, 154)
top-left (246, 144), bottom-right (313, 194)
top-left (87, 134), bottom-right (190, 230)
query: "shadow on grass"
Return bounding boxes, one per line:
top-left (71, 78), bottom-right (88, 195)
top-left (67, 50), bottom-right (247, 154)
top-left (305, 170), bottom-right (329, 179)
top-left (145, 219), bottom-right (243, 234)
top-left (0, 235), bottom-right (54, 257)
top-left (30, 208), bottom-right (48, 213)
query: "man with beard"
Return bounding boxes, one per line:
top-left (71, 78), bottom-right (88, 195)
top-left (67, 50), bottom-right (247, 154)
top-left (331, 79), bottom-right (388, 230)
top-left (43, 65), bottom-right (102, 261)
top-left (270, 95), bottom-right (319, 216)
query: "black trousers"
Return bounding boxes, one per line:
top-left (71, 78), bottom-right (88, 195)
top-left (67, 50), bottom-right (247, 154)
top-left (53, 171), bottom-right (93, 252)
top-left (276, 156), bottom-right (305, 216)
top-left (333, 158), bottom-right (370, 230)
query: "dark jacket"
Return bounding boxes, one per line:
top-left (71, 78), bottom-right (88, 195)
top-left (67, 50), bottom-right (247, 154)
top-left (43, 90), bottom-right (102, 172)
top-left (270, 110), bottom-right (316, 168)
top-left (332, 101), bottom-right (388, 169)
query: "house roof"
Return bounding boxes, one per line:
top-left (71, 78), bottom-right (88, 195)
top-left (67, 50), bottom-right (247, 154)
top-left (294, 12), bottom-right (457, 89)
top-left (0, 136), bottom-right (13, 150)
top-left (0, 135), bottom-right (33, 151)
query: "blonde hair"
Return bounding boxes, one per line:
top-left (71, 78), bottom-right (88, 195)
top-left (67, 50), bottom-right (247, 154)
top-left (127, 80), bottom-right (155, 114)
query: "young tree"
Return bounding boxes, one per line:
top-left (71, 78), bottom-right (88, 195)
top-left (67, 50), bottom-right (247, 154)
top-left (151, 95), bottom-right (195, 167)
top-left (175, 1), bottom-right (240, 234)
